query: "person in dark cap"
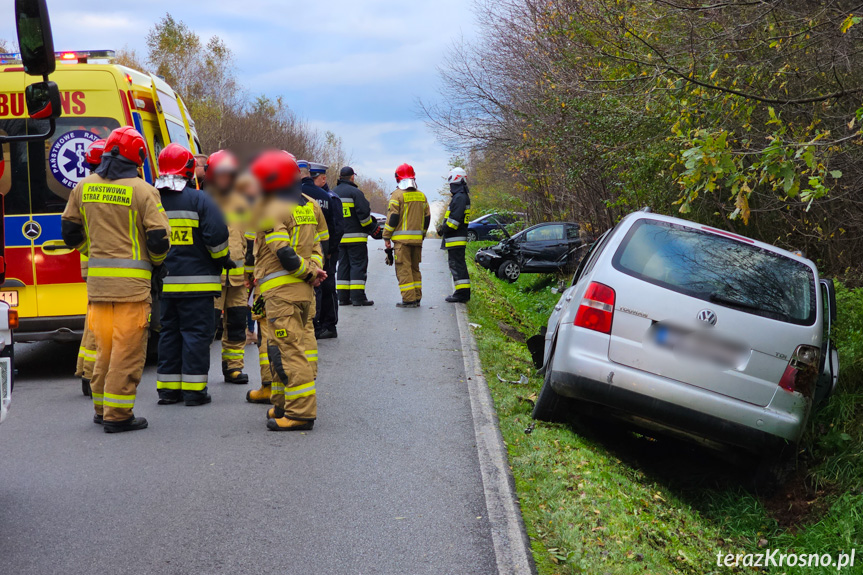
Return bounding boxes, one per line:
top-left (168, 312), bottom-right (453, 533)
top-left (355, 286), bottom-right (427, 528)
top-left (334, 167), bottom-right (377, 306)
top-left (301, 162), bottom-right (344, 338)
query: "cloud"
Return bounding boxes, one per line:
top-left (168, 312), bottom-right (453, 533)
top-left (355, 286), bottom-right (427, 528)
top-left (0, 1), bottom-right (475, 200)
top-left (311, 119), bottom-right (452, 199)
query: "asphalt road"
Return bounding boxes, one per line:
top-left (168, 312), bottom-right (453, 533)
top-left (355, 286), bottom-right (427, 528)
top-left (0, 243), bottom-right (499, 575)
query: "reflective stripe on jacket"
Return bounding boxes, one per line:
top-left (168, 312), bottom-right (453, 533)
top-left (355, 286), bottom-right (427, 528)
top-left (383, 188), bottom-right (430, 246)
top-left (441, 183), bottom-right (471, 249)
top-left (159, 184), bottom-right (230, 298)
top-left (62, 173), bottom-right (170, 303)
top-left (253, 191), bottom-right (325, 303)
top-left (334, 180), bottom-right (377, 238)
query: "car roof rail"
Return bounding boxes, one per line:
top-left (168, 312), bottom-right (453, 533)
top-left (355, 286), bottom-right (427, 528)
top-left (640, 206), bottom-right (652, 213)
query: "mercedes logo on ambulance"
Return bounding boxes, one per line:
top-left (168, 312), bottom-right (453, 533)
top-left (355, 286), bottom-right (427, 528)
top-left (22, 220), bottom-right (42, 241)
top-left (697, 309), bottom-right (717, 327)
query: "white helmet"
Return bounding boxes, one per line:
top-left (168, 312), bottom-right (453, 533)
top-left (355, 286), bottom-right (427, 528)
top-left (447, 167), bottom-right (467, 185)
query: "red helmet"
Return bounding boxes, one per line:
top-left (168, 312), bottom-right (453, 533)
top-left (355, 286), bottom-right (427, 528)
top-left (251, 150), bottom-right (300, 193)
top-left (158, 143), bottom-right (196, 178)
top-left (205, 149), bottom-right (239, 181)
top-left (85, 139), bottom-right (107, 167)
top-left (395, 163), bottom-right (416, 183)
top-left (105, 126), bottom-right (147, 166)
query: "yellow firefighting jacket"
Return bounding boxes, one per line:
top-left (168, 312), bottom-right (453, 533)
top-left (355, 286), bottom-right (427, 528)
top-left (254, 193), bottom-right (328, 304)
top-left (214, 191), bottom-right (249, 287)
top-left (62, 173), bottom-right (171, 303)
top-left (383, 187), bottom-right (430, 246)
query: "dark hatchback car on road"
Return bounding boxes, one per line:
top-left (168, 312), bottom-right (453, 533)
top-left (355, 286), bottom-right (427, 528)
top-left (467, 212), bottom-right (524, 242)
top-left (476, 221), bottom-right (587, 282)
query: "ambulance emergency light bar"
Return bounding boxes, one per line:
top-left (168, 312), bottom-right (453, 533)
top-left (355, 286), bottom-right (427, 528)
top-left (0, 50), bottom-right (115, 65)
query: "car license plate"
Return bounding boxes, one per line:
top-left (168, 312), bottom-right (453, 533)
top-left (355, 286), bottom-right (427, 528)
top-left (0, 291), bottom-right (19, 307)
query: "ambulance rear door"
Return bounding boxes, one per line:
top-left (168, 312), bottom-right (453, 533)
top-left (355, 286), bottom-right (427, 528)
top-left (1, 70), bottom-right (41, 321)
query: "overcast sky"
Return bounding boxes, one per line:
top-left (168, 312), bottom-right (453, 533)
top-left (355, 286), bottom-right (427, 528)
top-left (0, 0), bottom-right (477, 195)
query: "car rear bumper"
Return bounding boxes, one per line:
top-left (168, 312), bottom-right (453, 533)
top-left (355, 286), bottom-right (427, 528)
top-left (550, 328), bottom-right (808, 451)
top-left (15, 315), bottom-right (85, 343)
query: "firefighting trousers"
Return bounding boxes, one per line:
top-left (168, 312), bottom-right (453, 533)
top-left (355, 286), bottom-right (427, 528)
top-left (156, 296), bottom-right (216, 402)
top-left (315, 254), bottom-right (339, 331)
top-left (447, 246), bottom-right (471, 299)
top-left (394, 242), bottom-right (423, 303)
top-left (88, 301), bottom-right (150, 422)
top-left (76, 310), bottom-right (96, 380)
top-left (266, 297), bottom-right (317, 421)
top-left (337, 243), bottom-right (370, 303)
top-left (216, 284), bottom-right (248, 373)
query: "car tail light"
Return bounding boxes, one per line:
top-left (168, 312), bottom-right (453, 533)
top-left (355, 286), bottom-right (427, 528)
top-left (7, 309), bottom-right (18, 330)
top-left (574, 282), bottom-right (615, 334)
top-left (778, 344), bottom-right (820, 397)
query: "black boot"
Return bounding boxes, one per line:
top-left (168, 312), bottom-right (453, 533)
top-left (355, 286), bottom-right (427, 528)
top-left (103, 417), bottom-right (149, 433)
top-left (446, 294), bottom-right (470, 303)
top-left (317, 328), bottom-right (338, 339)
top-left (396, 301), bottom-right (420, 308)
top-left (157, 393), bottom-right (182, 405)
top-left (185, 393), bottom-right (212, 407)
top-left (93, 414), bottom-right (103, 425)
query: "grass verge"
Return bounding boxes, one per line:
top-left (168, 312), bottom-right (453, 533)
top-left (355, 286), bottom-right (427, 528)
top-left (465, 243), bottom-right (862, 575)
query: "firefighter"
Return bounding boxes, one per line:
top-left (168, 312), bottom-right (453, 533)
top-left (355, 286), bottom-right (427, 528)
top-left (249, 150), bottom-right (327, 431)
top-left (74, 138), bottom-right (106, 395)
top-left (438, 167), bottom-right (472, 302)
top-left (154, 144), bottom-right (233, 407)
top-left (61, 126), bottom-right (171, 433)
top-left (205, 150), bottom-right (251, 385)
top-left (383, 163), bottom-right (430, 308)
top-left (334, 166), bottom-right (377, 306)
top-left (300, 161), bottom-right (343, 339)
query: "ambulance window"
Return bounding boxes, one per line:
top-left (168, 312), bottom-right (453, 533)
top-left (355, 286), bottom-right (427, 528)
top-left (166, 120), bottom-right (191, 150)
top-left (0, 117), bottom-right (120, 215)
top-left (194, 137), bottom-right (203, 154)
top-left (158, 90), bottom-right (183, 119)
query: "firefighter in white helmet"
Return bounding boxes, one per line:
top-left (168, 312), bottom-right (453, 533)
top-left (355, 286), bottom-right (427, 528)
top-left (438, 167), bottom-right (472, 302)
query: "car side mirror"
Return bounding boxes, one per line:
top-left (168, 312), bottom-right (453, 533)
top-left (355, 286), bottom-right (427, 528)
top-left (15, 0), bottom-right (56, 77)
top-left (25, 81), bottom-right (61, 119)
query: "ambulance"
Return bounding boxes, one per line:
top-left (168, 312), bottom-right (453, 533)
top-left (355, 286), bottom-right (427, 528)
top-left (0, 50), bottom-right (202, 344)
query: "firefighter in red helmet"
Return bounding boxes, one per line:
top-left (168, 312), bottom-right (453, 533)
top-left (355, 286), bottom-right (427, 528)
top-left (248, 150), bottom-right (327, 430)
top-left (155, 144), bottom-right (232, 407)
top-left (383, 163), bottom-right (430, 307)
top-left (204, 149), bottom-right (251, 385)
top-left (62, 126), bottom-right (171, 433)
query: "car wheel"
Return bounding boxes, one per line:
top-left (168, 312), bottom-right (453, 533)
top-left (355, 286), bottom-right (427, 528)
top-left (496, 259), bottom-right (521, 283)
top-left (467, 230), bottom-right (478, 243)
top-left (532, 356), bottom-right (575, 423)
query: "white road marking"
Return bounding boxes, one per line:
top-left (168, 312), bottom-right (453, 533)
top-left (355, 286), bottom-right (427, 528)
top-left (454, 295), bottom-right (536, 574)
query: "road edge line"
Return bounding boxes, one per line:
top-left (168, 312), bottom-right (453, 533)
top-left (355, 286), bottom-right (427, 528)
top-left (455, 301), bottom-right (536, 575)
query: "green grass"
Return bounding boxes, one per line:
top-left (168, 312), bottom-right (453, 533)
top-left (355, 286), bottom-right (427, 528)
top-left (465, 244), bottom-right (863, 574)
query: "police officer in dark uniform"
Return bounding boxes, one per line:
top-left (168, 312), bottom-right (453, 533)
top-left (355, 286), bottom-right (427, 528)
top-left (334, 167), bottom-right (377, 306)
top-left (439, 167), bottom-right (472, 303)
top-left (300, 161), bottom-right (344, 338)
top-left (154, 144), bottom-right (234, 406)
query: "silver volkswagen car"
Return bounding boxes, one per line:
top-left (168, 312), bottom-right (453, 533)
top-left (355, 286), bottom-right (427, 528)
top-left (534, 211), bottom-right (839, 469)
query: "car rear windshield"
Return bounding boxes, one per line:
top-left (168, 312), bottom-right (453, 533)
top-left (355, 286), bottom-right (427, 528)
top-left (612, 219), bottom-right (816, 325)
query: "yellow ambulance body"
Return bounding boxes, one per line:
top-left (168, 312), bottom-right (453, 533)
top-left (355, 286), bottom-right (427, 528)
top-left (0, 50), bottom-right (201, 342)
